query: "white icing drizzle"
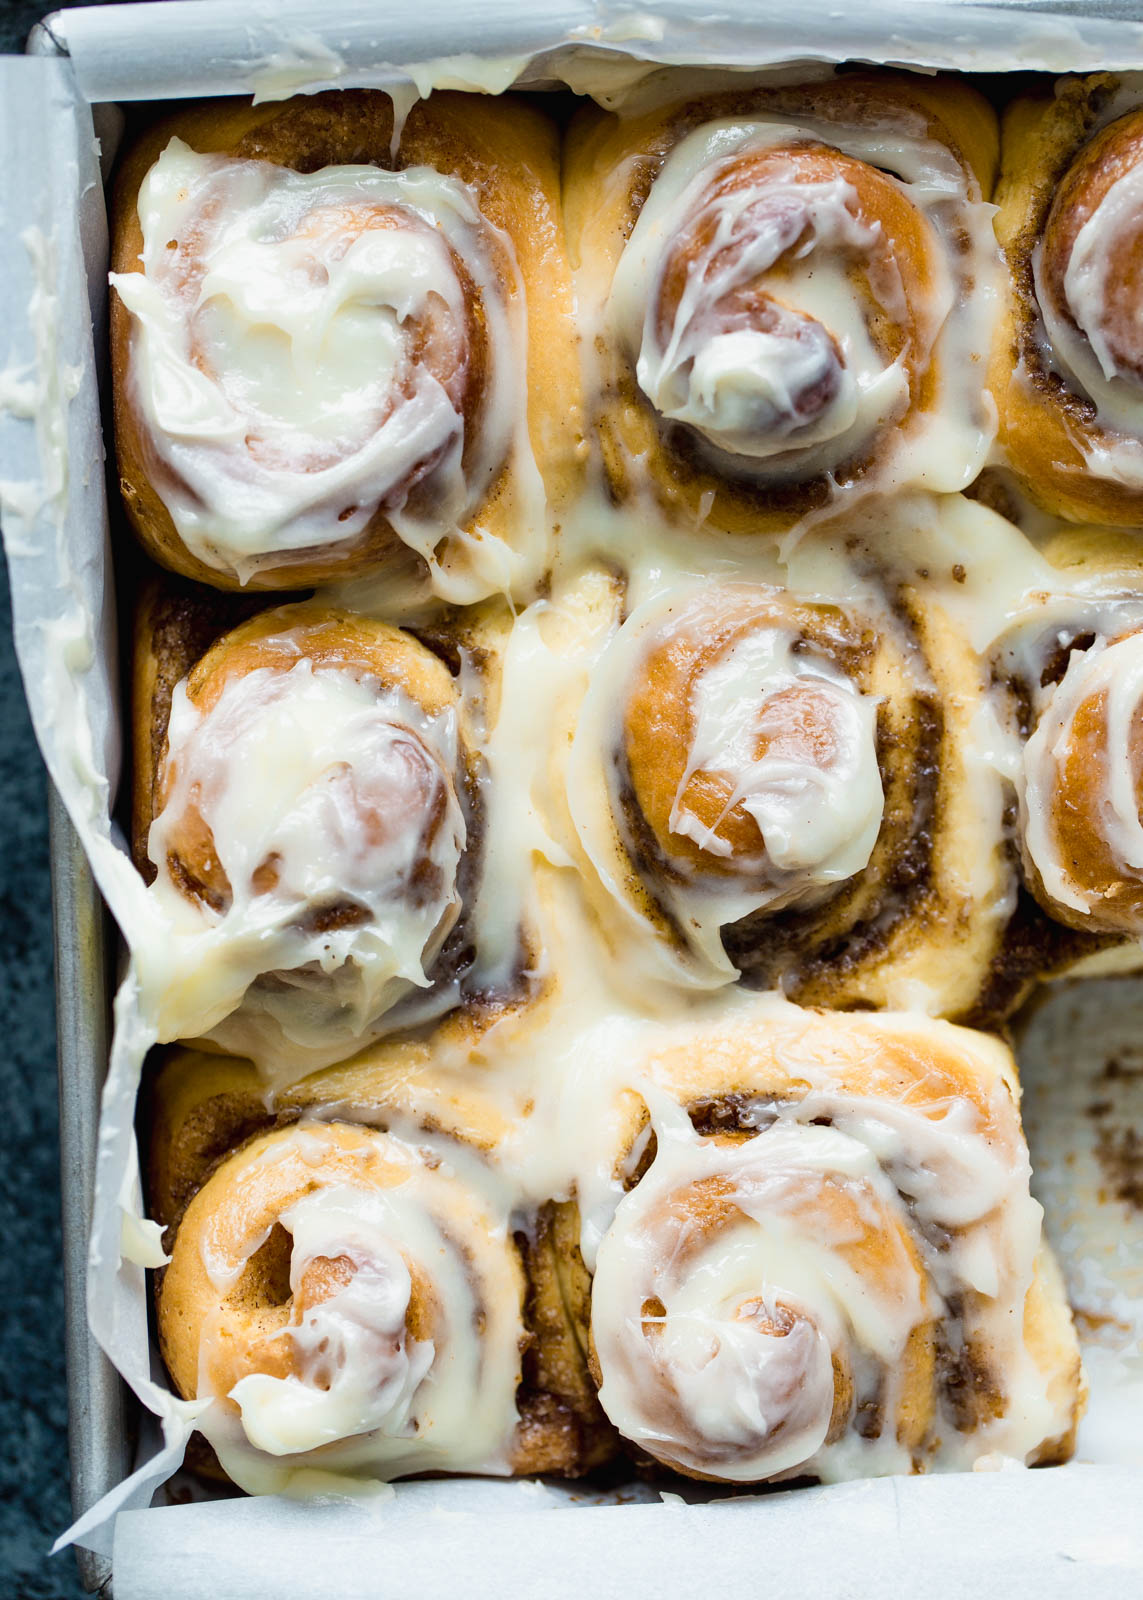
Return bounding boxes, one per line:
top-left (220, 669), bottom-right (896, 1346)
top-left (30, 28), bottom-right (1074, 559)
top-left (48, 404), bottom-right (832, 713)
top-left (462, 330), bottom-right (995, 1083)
top-left (1061, 164), bottom-right (1143, 388)
top-left (670, 623), bottom-right (883, 878)
top-left (591, 1115), bottom-right (922, 1480)
top-left (111, 138), bottom-right (544, 598)
top-left (866, 493), bottom-right (1143, 946)
top-left (229, 1185), bottom-right (436, 1456)
top-left (599, 111), bottom-right (998, 504)
top-left (1021, 632), bottom-right (1143, 918)
top-left (1013, 78), bottom-right (1143, 493)
top-left (124, 481), bottom-right (1086, 1489)
top-left (568, 580), bottom-right (884, 988)
top-left (195, 1123), bottom-right (524, 1488)
top-left (145, 646), bottom-right (465, 1075)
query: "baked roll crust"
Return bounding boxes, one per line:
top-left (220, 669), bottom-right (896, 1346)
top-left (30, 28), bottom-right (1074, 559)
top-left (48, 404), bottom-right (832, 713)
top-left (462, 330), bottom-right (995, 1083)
top-left (150, 1044), bottom-right (617, 1481)
top-left (993, 74), bottom-right (1143, 524)
top-left (138, 597), bottom-right (482, 1076)
top-left (990, 528), bottom-right (1143, 942)
top-left (1021, 626), bottom-right (1143, 934)
top-left (109, 73), bottom-right (1108, 1507)
top-left (159, 1119), bottom-right (529, 1485)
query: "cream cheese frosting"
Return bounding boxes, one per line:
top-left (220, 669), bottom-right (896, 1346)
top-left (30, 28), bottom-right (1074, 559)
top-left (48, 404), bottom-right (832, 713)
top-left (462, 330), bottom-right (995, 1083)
top-left (193, 1123), bottom-right (525, 1488)
top-left (1033, 164), bottom-right (1143, 486)
top-left (146, 648), bottom-right (465, 1074)
top-left (669, 622), bottom-right (883, 878)
top-left (610, 126), bottom-right (908, 480)
top-left (583, 1013), bottom-right (1055, 1481)
top-left (112, 94), bottom-right (1093, 1498)
top-left (567, 580), bottom-right (888, 987)
top-left (228, 1184), bottom-right (437, 1457)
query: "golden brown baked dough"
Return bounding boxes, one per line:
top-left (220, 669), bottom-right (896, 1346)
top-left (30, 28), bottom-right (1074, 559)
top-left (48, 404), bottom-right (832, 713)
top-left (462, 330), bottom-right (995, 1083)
top-left (1000, 528), bottom-right (1143, 939)
top-left (622, 590), bottom-right (878, 880)
top-left (1022, 631), bottom-right (1143, 933)
top-left (992, 74), bottom-right (1143, 524)
top-left (146, 1025), bottom-right (510, 1231)
top-left (153, 602), bottom-right (463, 910)
top-left (111, 89), bottom-right (579, 590)
top-left (158, 1120), bottom-right (528, 1481)
top-left (130, 575), bottom-right (269, 879)
top-left (135, 595), bottom-right (492, 1075)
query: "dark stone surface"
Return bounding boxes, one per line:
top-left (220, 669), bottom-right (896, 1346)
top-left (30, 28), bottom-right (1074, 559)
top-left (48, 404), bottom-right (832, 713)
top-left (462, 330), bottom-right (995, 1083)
top-left (0, 574), bottom-right (77, 1600)
top-left (1, 4), bottom-right (125, 1594)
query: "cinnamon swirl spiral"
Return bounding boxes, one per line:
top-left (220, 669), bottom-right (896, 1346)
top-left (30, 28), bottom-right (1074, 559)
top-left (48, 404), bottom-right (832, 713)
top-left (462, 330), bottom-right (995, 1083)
top-left (159, 1120), bottom-right (528, 1486)
top-left (151, 1049), bottom-right (618, 1479)
top-left (143, 601), bottom-right (475, 1076)
top-left (993, 75), bottom-right (1143, 523)
top-left (565, 73), bottom-right (999, 534)
top-left (581, 1004), bottom-right (1083, 1482)
top-left (111, 90), bottom-right (577, 598)
top-left (567, 574), bottom-right (1011, 1017)
top-left (1021, 627), bottom-right (1143, 936)
top-left (958, 526), bottom-right (1143, 985)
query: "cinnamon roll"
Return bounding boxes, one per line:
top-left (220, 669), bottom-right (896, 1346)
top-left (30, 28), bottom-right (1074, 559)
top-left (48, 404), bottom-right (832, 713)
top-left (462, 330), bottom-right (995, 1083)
top-left (993, 74), bottom-right (1143, 524)
top-left (159, 1120), bottom-right (527, 1485)
top-left (140, 600), bottom-right (478, 1076)
top-left (1008, 539), bottom-right (1143, 944)
top-left (111, 90), bottom-right (577, 599)
top-left (578, 1003), bottom-right (1083, 1482)
top-left (1021, 631), bottom-right (1143, 936)
top-left (564, 73), bottom-right (999, 535)
top-left (151, 1050), bottom-right (617, 1478)
top-left (956, 526), bottom-right (1143, 988)
top-left (566, 573), bottom-right (1012, 1017)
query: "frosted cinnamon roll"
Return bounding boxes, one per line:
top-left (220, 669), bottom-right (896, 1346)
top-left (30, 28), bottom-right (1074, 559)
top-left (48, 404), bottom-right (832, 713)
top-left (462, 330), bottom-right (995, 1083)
top-left (567, 577), bottom-right (1011, 1017)
top-left (581, 1005), bottom-right (1083, 1482)
top-left (564, 73), bottom-right (999, 535)
top-left (1021, 629), bottom-right (1143, 935)
top-left (159, 1120), bottom-right (529, 1486)
top-left (142, 601), bottom-right (475, 1077)
top-left (151, 1056), bottom-right (617, 1478)
top-left (993, 74), bottom-right (1143, 524)
top-left (953, 525), bottom-right (1143, 967)
top-left (111, 90), bottom-right (577, 599)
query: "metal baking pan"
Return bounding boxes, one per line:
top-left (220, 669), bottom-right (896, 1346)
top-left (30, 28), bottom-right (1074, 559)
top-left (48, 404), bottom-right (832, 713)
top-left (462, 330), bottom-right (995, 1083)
top-left (28, 20), bottom-right (131, 1590)
top-left (27, 15), bottom-right (129, 1591)
top-left (22, 5), bottom-right (1143, 1595)
top-left (50, 786), bottom-right (131, 1598)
